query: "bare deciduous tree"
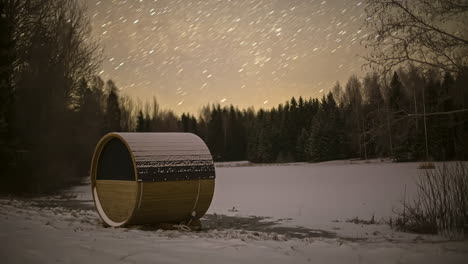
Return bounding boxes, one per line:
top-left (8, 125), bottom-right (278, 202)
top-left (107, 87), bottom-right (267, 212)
top-left (364, 0), bottom-right (468, 74)
top-left (1, 0), bottom-right (104, 193)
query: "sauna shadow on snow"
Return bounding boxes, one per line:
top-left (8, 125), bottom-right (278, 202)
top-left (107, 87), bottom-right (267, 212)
top-left (200, 214), bottom-right (336, 239)
top-left (138, 214), bottom-right (336, 240)
top-left (31, 198), bottom-right (336, 240)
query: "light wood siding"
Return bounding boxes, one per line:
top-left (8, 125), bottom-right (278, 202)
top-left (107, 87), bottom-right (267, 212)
top-left (132, 179), bottom-right (215, 224)
top-left (95, 180), bottom-right (138, 223)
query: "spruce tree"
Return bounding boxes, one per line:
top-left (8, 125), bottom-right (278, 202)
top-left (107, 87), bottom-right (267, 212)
top-left (389, 72), bottom-right (403, 112)
top-left (295, 128), bottom-right (309, 161)
top-left (207, 105), bottom-right (225, 160)
top-left (181, 113), bottom-right (190, 132)
top-left (136, 110), bottom-right (145, 132)
top-left (105, 80), bottom-right (121, 132)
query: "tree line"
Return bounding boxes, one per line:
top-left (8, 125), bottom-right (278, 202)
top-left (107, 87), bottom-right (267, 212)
top-left (123, 67), bottom-right (468, 163)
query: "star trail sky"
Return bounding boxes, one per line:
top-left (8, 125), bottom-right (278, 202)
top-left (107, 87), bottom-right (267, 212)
top-left (88, 0), bottom-right (368, 114)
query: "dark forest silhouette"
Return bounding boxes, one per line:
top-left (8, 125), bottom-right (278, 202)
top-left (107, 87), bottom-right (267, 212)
top-left (1, 0), bottom-right (467, 194)
top-left (127, 68), bottom-right (468, 164)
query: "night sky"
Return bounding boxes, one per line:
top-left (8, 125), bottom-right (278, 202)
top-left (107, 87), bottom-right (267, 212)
top-left (88, 0), bottom-right (367, 114)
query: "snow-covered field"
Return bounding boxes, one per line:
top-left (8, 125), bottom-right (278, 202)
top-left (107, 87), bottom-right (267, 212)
top-left (211, 160), bottom-right (419, 237)
top-left (1, 160), bottom-right (467, 263)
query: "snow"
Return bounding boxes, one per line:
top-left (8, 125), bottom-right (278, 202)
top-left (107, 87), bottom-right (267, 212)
top-left (1, 161), bottom-right (468, 263)
top-left (211, 159), bottom-right (421, 238)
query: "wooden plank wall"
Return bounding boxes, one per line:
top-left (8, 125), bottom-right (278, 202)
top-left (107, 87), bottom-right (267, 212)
top-left (133, 179), bottom-right (215, 224)
top-left (95, 180), bottom-right (138, 223)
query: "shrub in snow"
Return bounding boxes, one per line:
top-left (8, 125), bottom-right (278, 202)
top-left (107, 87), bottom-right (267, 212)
top-left (393, 162), bottom-right (468, 239)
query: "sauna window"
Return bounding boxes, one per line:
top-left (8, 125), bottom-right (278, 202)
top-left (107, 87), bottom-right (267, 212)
top-left (97, 138), bottom-right (135, 181)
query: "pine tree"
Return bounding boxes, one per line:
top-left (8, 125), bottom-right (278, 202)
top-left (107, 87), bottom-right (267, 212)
top-left (145, 115), bottom-right (151, 131)
top-left (256, 127), bottom-right (274, 162)
top-left (136, 110), bottom-right (146, 132)
top-left (306, 114), bottom-right (327, 161)
top-left (207, 105), bottom-right (225, 160)
top-left (224, 106), bottom-right (247, 160)
top-left (105, 80), bottom-right (121, 132)
top-left (343, 75), bottom-right (364, 158)
top-left (190, 115), bottom-right (199, 135)
top-left (181, 113), bottom-right (190, 132)
top-left (362, 72), bottom-right (385, 157)
top-left (389, 72), bottom-right (403, 112)
top-left (425, 73), bottom-right (446, 159)
top-left (391, 70), bottom-right (423, 161)
top-left (295, 128), bottom-right (309, 161)
top-left (284, 97), bottom-right (299, 159)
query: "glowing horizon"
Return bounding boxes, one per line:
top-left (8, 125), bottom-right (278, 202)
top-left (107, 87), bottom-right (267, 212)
top-left (89, 0), bottom-right (366, 115)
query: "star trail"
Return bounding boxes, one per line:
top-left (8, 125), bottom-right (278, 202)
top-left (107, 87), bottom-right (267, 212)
top-left (88, 0), bottom-right (367, 114)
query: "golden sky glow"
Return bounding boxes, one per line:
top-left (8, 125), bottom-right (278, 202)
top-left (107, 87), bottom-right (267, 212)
top-left (89, 0), bottom-right (367, 114)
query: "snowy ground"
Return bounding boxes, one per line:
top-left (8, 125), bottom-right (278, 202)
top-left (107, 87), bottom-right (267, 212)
top-left (1, 160), bottom-right (467, 263)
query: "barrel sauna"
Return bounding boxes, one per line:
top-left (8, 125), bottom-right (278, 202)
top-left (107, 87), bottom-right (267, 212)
top-left (90, 132), bottom-right (215, 227)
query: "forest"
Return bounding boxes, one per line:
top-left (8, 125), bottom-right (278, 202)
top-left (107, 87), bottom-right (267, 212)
top-left (110, 67), bottom-right (468, 164)
top-left (1, 0), bottom-right (467, 193)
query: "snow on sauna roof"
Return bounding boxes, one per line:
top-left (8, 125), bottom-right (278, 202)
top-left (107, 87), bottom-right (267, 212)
top-left (97, 132), bottom-right (216, 182)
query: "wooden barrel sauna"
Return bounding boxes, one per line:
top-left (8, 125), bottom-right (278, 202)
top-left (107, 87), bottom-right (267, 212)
top-left (90, 132), bottom-right (215, 227)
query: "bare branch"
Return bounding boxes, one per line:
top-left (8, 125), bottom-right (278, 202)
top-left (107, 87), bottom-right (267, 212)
top-left (364, 0), bottom-right (468, 74)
